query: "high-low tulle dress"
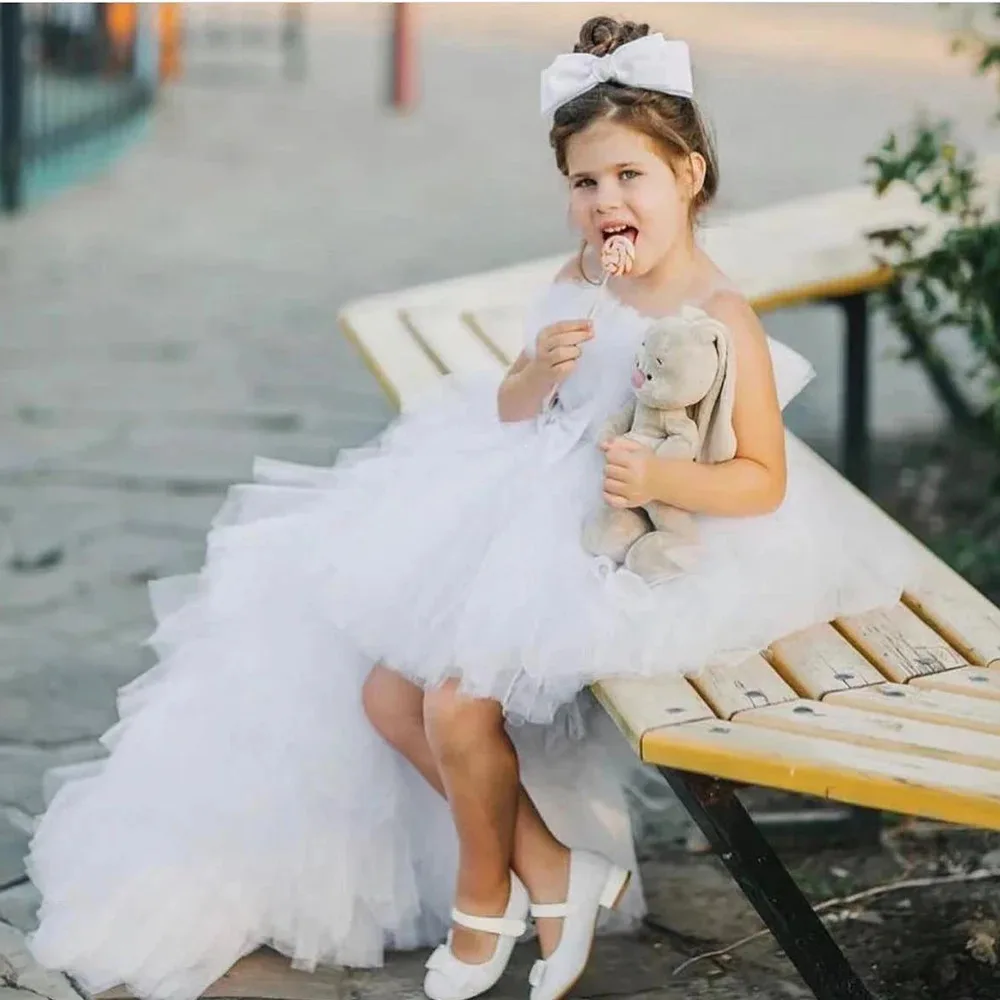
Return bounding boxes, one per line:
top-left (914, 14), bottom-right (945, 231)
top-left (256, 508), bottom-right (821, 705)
top-left (25, 280), bottom-right (916, 1000)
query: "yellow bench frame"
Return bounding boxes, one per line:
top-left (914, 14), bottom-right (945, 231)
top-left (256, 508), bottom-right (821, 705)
top-left (337, 171), bottom-right (1000, 1000)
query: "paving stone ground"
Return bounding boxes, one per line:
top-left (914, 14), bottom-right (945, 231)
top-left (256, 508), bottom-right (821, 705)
top-left (0, 6), bottom-right (997, 998)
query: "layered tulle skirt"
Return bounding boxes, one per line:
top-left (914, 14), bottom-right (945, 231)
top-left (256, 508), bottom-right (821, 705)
top-left (27, 370), bottom-right (915, 1000)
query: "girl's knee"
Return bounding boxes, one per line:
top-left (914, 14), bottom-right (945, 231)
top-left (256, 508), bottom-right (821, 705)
top-left (423, 681), bottom-right (503, 762)
top-left (362, 664), bottom-right (423, 747)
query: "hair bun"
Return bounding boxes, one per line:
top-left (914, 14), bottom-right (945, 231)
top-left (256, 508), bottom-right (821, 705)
top-left (574, 16), bottom-right (649, 58)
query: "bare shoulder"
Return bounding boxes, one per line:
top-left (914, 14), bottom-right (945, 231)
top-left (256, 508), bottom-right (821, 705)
top-left (700, 288), bottom-right (767, 347)
top-left (701, 288), bottom-right (780, 409)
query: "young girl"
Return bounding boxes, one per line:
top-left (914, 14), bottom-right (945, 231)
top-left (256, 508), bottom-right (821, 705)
top-left (26, 15), bottom-right (913, 1000)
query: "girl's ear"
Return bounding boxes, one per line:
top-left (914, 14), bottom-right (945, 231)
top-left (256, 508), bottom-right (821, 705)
top-left (688, 153), bottom-right (707, 200)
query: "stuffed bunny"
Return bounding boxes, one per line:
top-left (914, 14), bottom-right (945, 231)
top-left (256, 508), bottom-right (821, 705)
top-left (582, 305), bottom-right (737, 583)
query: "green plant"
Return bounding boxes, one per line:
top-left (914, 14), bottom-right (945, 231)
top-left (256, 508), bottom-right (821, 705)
top-left (864, 7), bottom-right (1000, 590)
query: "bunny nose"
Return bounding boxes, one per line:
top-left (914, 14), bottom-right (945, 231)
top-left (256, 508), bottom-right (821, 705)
top-left (630, 369), bottom-right (645, 389)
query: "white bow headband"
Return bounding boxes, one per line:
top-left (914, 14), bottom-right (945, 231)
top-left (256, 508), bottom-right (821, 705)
top-left (540, 33), bottom-right (693, 119)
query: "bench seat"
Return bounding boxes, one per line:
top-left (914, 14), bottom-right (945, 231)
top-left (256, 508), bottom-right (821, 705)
top-left (341, 283), bottom-right (1000, 832)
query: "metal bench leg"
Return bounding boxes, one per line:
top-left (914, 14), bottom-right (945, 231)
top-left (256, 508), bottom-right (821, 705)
top-left (837, 292), bottom-right (871, 494)
top-left (658, 768), bottom-right (876, 1000)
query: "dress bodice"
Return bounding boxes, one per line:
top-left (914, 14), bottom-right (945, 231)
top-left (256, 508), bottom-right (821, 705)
top-left (522, 279), bottom-right (818, 448)
top-left (523, 281), bottom-right (650, 444)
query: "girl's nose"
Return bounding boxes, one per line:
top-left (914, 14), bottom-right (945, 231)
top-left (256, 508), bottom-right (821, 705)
top-left (595, 184), bottom-right (623, 212)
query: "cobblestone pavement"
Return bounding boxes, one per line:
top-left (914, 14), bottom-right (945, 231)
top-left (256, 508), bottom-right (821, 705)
top-left (0, 7), bottom-right (996, 998)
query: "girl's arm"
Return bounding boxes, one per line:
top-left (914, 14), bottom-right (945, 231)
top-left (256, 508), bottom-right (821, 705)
top-left (498, 259), bottom-right (591, 424)
top-left (497, 351), bottom-right (558, 423)
top-left (603, 294), bottom-right (788, 517)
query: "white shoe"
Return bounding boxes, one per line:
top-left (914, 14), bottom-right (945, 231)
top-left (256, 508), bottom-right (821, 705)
top-left (527, 850), bottom-right (631, 1000)
top-left (423, 875), bottom-right (530, 1000)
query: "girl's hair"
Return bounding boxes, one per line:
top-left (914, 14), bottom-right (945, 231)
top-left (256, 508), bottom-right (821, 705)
top-left (549, 16), bottom-right (719, 217)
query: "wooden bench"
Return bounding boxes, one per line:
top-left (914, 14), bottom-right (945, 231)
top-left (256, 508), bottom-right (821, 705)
top-left (337, 175), bottom-right (1000, 1000)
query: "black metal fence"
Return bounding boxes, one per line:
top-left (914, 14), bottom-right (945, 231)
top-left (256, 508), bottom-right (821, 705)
top-left (1, 2), bottom-right (155, 213)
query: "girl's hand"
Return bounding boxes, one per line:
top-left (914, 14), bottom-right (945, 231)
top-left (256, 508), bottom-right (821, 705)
top-left (533, 319), bottom-right (593, 386)
top-left (600, 437), bottom-right (656, 508)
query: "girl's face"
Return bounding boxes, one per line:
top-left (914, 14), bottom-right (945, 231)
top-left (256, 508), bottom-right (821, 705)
top-left (565, 119), bottom-right (704, 279)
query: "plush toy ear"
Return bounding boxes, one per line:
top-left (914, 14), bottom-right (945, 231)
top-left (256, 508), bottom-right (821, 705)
top-left (691, 313), bottom-right (738, 463)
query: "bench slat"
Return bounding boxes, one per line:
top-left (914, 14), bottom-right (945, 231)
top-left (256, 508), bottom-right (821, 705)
top-left (591, 676), bottom-right (716, 754)
top-left (640, 718), bottom-right (1000, 831)
top-left (464, 306), bottom-right (525, 367)
top-left (905, 560), bottom-right (1000, 668)
top-left (767, 623), bottom-right (886, 699)
top-left (402, 306), bottom-right (507, 379)
top-left (827, 684), bottom-right (1000, 736)
top-left (345, 259), bottom-right (558, 324)
top-left (739, 699), bottom-right (1000, 771)
top-left (688, 654), bottom-right (798, 720)
top-left (339, 306), bottom-right (443, 411)
top-left (701, 157), bottom-right (1000, 311)
top-left (834, 604), bottom-right (966, 681)
top-left (787, 437), bottom-right (998, 668)
top-left (911, 665), bottom-right (1000, 701)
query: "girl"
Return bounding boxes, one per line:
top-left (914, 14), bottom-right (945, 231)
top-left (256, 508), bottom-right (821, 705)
top-left (26, 15), bottom-right (913, 1000)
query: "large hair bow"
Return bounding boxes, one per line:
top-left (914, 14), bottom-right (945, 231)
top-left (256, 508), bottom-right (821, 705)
top-left (540, 34), bottom-right (693, 119)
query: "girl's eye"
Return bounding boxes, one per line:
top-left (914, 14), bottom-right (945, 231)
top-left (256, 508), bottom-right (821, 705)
top-left (620, 169), bottom-right (640, 181)
top-left (573, 178), bottom-right (595, 189)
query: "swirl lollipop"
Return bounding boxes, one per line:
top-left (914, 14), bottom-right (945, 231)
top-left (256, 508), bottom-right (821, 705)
top-left (589, 233), bottom-right (635, 318)
top-left (600, 234), bottom-right (636, 277)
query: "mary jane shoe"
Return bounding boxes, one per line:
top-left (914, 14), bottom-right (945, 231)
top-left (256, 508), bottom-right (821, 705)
top-left (423, 875), bottom-right (530, 1000)
top-left (527, 850), bottom-right (630, 1000)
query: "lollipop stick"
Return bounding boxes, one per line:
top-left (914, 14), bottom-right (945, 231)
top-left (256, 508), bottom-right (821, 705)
top-left (587, 272), bottom-right (610, 320)
top-left (543, 236), bottom-right (631, 414)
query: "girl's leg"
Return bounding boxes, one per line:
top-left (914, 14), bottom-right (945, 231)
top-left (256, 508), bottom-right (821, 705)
top-left (362, 665), bottom-right (571, 960)
top-left (423, 680), bottom-right (519, 964)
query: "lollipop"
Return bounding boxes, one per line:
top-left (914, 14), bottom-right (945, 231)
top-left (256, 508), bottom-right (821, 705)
top-left (587, 234), bottom-right (635, 320)
top-left (600, 233), bottom-right (636, 277)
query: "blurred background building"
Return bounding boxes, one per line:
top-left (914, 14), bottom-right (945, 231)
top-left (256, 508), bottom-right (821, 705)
top-left (0, 2), bottom-right (307, 212)
top-left (1, 3), bottom-right (166, 212)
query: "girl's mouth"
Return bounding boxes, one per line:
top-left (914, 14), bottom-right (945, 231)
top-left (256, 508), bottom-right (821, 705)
top-left (601, 224), bottom-right (639, 249)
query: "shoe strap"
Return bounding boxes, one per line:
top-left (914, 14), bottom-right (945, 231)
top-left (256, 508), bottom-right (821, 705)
top-left (529, 901), bottom-right (568, 918)
top-left (528, 959), bottom-right (546, 988)
top-left (450, 908), bottom-right (526, 937)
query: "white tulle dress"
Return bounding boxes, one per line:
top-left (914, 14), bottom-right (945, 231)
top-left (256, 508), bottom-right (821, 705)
top-left (26, 281), bottom-right (916, 1000)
